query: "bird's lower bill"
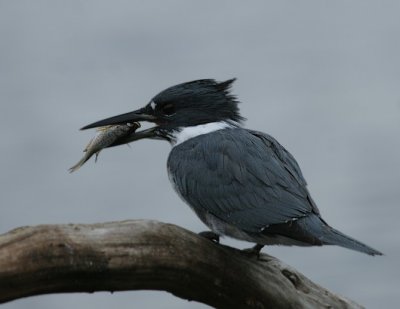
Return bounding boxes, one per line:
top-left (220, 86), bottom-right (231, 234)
top-left (81, 108), bottom-right (160, 147)
top-left (109, 125), bottom-right (159, 147)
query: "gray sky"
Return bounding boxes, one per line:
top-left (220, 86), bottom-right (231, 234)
top-left (1, 1), bottom-right (399, 308)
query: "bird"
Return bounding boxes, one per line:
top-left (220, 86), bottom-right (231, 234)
top-left (82, 78), bottom-right (382, 256)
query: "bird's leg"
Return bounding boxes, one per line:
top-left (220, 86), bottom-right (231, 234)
top-left (198, 231), bottom-right (220, 243)
top-left (242, 244), bottom-right (264, 258)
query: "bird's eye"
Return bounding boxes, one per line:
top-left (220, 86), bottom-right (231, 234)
top-left (162, 103), bottom-right (175, 116)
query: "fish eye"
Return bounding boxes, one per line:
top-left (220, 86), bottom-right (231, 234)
top-left (161, 103), bottom-right (175, 116)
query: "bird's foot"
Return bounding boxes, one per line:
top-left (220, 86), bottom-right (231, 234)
top-left (198, 231), bottom-right (220, 243)
top-left (242, 244), bottom-right (264, 259)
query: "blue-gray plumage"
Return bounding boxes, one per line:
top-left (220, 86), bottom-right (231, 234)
top-left (82, 78), bottom-right (382, 256)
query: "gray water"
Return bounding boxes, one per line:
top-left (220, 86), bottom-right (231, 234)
top-left (1, 1), bottom-right (399, 308)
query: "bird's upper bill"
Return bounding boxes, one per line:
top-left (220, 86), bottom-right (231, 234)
top-left (81, 78), bottom-right (244, 146)
top-left (81, 106), bottom-right (160, 146)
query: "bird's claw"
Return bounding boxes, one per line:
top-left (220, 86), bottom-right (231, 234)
top-left (242, 244), bottom-right (264, 258)
top-left (198, 231), bottom-right (220, 243)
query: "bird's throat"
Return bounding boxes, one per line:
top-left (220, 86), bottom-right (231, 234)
top-left (170, 121), bottom-right (235, 147)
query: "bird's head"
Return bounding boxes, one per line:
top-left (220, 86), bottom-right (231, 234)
top-left (81, 78), bottom-right (244, 145)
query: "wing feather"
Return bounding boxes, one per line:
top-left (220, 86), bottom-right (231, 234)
top-left (167, 128), bottom-right (317, 233)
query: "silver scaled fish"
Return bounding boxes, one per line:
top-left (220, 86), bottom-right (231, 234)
top-left (69, 123), bottom-right (139, 173)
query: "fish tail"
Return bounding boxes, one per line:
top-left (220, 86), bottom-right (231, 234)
top-left (69, 156), bottom-right (90, 173)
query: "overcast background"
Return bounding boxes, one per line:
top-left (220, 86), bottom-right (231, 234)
top-left (1, 1), bottom-right (399, 308)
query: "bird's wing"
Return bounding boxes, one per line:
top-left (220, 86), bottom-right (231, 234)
top-left (168, 128), bottom-right (318, 233)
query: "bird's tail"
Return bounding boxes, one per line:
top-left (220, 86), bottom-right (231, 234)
top-left (263, 214), bottom-right (383, 256)
top-left (320, 224), bottom-right (383, 256)
top-left (283, 214), bottom-right (383, 256)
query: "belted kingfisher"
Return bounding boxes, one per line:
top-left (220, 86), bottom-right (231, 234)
top-left (82, 79), bottom-right (382, 256)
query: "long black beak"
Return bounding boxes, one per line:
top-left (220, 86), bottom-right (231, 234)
top-left (80, 107), bottom-right (159, 147)
top-left (81, 107), bottom-right (156, 130)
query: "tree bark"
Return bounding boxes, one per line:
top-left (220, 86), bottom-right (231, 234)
top-left (0, 220), bottom-right (362, 308)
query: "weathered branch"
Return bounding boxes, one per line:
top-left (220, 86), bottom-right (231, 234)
top-left (0, 220), bottom-right (362, 308)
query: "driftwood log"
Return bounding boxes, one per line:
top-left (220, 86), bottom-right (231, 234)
top-left (0, 220), bottom-right (362, 308)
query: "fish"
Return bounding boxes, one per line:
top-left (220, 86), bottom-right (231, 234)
top-left (69, 123), bottom-right (139, 173)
